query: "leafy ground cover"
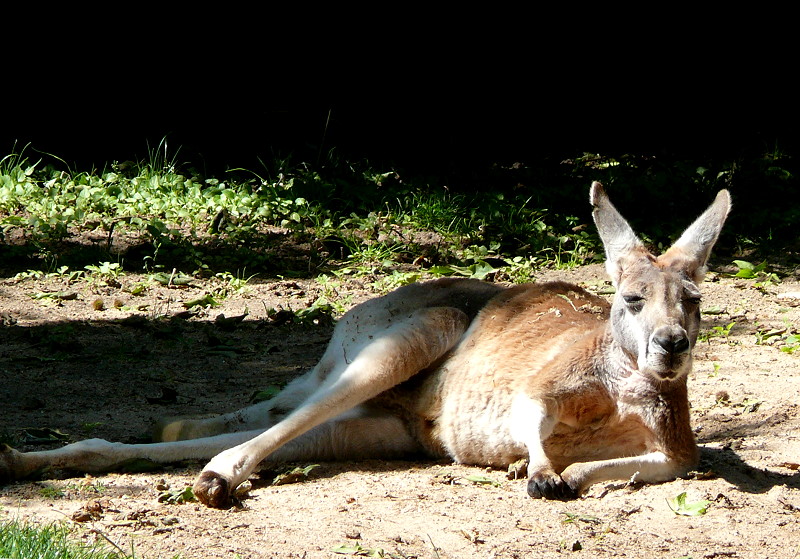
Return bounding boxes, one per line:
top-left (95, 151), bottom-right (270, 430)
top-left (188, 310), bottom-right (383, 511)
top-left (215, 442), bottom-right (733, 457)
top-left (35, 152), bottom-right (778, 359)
top-left (1, 144), bottom-right (799, 558)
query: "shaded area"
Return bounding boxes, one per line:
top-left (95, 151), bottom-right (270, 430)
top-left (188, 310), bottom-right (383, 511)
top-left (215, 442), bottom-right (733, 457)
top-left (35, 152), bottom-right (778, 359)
top-left (699, 434), bottom-right (800, 496)
top-left (0, 314), bottom-right (331, 449)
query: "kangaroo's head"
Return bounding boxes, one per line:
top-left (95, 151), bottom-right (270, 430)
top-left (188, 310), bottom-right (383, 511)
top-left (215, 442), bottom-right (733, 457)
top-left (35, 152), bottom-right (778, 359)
top-left (590, 182), bottom-right (731, 382)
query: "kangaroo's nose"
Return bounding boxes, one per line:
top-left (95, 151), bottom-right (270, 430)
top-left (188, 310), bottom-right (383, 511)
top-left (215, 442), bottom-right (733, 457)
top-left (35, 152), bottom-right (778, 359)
top-left (653, 332), bottom-right (690, 354)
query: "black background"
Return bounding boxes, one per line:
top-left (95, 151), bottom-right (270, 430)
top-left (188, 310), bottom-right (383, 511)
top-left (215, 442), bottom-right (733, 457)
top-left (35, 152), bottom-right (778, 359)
top-left (3, 26), bottom-right (797, 177)
top-left (6, 91), bottom-right (795, 177)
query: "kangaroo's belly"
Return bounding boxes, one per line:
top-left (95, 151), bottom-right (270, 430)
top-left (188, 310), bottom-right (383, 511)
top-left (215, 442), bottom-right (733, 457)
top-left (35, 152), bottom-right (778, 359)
top-left (385, 281), bottom-right (614, 467)
top-left (435, 376), bottom-right (527, 467)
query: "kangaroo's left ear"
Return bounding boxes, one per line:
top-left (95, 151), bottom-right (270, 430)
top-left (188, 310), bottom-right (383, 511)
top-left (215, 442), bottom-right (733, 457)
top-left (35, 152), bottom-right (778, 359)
top-left (660, 190), bottom-right (732, 282)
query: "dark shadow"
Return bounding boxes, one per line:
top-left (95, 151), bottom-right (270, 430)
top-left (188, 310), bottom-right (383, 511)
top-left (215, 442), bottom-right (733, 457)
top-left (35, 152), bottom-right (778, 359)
top-left (0, 227), bottom-right (328, 281)
top-left (697, 444), bottom-right (800, 494)
top-left (0, 316), bottom-right (333, 452)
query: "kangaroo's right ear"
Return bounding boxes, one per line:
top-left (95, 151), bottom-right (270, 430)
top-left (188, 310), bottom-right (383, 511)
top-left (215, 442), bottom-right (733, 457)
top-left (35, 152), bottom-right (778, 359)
top-left (590, 182), bottom-right (647, 285)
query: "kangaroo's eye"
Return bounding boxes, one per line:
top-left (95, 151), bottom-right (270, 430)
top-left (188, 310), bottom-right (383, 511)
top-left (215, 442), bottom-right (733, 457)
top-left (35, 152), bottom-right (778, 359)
top-left (684, 296), bottom-right (702, 306)
top-left (622, 294), bottom-right (644, 311)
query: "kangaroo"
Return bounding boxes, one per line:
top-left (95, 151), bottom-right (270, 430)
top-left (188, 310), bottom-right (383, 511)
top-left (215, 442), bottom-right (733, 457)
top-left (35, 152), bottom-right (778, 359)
top-left (0, 182), bottom-right (731, 508)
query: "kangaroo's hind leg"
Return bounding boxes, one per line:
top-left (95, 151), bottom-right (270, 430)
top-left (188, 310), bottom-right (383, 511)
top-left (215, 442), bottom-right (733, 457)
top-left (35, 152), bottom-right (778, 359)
top-left (0, 370), bottom-right (326, 484)
top-left (193, 305), bottom-right (470, 508)
top-left (0, 410), bottom-right (420, 486)
top-left (154, 369), bottom-right (325, 442)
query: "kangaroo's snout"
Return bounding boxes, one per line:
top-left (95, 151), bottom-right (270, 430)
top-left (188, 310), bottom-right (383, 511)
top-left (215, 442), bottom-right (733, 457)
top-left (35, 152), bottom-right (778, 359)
top-left (652, 327), bottom-right (690, 355)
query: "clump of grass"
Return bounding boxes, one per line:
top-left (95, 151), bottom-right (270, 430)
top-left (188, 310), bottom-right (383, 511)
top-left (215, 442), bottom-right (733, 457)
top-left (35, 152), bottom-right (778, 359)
top-left (0, 520), bottom-right (120, 558)
top-left (0, 519), bottom-right (184, 558)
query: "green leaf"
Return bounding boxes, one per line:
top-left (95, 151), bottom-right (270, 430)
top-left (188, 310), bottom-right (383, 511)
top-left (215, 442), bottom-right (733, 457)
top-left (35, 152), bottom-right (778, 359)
top-left (183, 293), bottom-right (220, 309)
top-left (701, 306), bottom-right (724, 315)
top-left (157, 485), bottom-right (196, 504)
top-left (667, 492), bottom-right (711, 516)
top-left (272, 464), bottom-right (319, 486)
top-left (464, 474), bottom-right (500, 487)
top-left (468, 261), bottom-right (497, 280)
top-left (331, 543), bottom-right (386, 557)
top-left (427, 265), bottom-right (456, 277)
top-left (20, 428), bottom-right (71, 445)
top-left (561, 511), bottom-right (602, 524)
top-left (250, 385), bottom-right (282, 403)
top-left (331, 544), bottom-right (364, 554)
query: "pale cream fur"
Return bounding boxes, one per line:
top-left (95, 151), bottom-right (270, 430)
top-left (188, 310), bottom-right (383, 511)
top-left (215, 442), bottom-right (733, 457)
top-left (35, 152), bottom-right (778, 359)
top-left (0, 183), bottom-right (731, 508)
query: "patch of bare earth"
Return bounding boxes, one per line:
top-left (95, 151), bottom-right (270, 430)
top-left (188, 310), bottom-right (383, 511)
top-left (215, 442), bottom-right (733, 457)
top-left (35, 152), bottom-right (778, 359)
top-left (1, 263), bottom-right (799, 558)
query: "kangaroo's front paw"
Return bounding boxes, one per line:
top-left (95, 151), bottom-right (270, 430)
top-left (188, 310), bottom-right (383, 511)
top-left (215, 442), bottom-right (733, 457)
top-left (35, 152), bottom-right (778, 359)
top-left (193, 470), bottom-right (232, 508)
top-left (526, 469), bottom-right (578, 500)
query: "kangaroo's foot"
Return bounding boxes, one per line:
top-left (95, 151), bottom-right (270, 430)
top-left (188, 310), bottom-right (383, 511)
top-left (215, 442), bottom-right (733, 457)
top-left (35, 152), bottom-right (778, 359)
top-left (193, 470), bottom-right (233, 508)
top-left (0, 444), bottom-right (23, 484)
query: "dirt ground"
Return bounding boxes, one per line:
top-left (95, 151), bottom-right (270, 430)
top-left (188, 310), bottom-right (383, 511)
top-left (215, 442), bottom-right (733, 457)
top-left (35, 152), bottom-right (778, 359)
top-left (1, 260), bottom-right (799, 559)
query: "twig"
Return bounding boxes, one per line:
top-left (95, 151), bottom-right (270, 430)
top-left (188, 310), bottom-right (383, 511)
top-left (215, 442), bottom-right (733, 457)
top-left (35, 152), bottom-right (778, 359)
top-left (427, 533), bottom-right (441, 559)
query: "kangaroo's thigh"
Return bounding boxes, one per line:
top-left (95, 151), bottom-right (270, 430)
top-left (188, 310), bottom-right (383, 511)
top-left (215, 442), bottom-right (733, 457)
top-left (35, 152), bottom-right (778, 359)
top-left (194, 306), bottom-right (470, 507)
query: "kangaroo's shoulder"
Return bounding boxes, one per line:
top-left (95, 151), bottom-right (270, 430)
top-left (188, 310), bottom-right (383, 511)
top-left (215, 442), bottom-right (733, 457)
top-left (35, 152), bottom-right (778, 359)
top-left (479, 281), bottom-right (611, 323)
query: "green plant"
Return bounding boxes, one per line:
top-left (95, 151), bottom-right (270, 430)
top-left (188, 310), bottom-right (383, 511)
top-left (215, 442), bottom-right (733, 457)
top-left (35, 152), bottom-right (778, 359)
top-left (333, 238), bottom-right (404, 277)
top-left (38, 485), bottom-right (65, 499)
top-left (143, 136), bottom-right (182, 176)
top-left (157, 485), bottom-right (196, 504)
top-left (732, 260), bottom-right (780, 290)
top-left (698, 322), bottom-right (735, 343)
top-left (561, 511), bottom-right (603, 525)
top-left (64, 478), bottom-right (106, 495)
top-left (667, 492), bottom-right (711, 516)
top-left (740, 398), bottom-right (762, 413)
top-left (84, 262), bottom-right (123, 285)
top-left (428, 260), bottom-right (498, 280)
top-left (294, 297), bottom-right (340, 326)
top-left (250, 384), bottom-right (283, 403)
top-left (500, 255), bottom-right (539, 283)
top-left (538, 215), bottom-right (596, 269)
top-left (271, 464), bottom-right (319, 486)
top-left (754, 324), bottom-right (786, 345)
top-left (12, 266), bottom-right (84, 283)
top-left (81, 421), bottom-right (104, 434)
top-left (215, 269), bottom-right (256, 293)
top-left (464, 474), bottom-right (501, 487)
top-left (753, 319), bottom-right (800, 353)
top-left (331, 543), bottom-right (390, 557)
top-left (371, 270), bottom-right (421, 292)
top-left (183, 293), bottom-right (220, 309)
top-left (781, 334), bottom-right (800, 354)
top-left (0, 520), bottom-right (121, 558)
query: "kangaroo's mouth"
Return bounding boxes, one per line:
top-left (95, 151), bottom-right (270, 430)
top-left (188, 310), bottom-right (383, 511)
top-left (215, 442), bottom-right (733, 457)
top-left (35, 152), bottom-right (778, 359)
top-left (640, 357), bottom-right (688, 381)
top-left (642, 346), bottom-right (691, 382)
top-left (653, 369), bottom-right (679, 381)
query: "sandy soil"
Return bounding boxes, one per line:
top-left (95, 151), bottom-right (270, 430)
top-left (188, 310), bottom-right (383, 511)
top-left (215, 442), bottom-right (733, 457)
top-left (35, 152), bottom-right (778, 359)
top-left (1, 261), bottom-right (799, 559)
